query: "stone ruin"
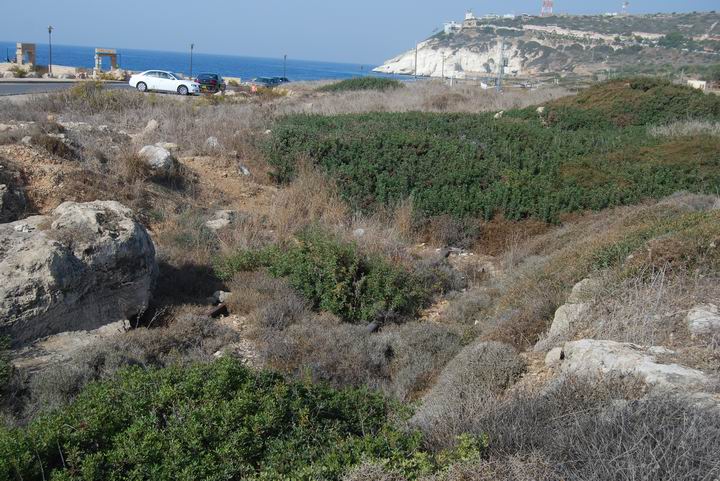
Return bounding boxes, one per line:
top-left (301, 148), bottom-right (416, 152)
top-left (94, 48), bottom-right (118, 74)
top-left (15, 43), bottom-right (36, 66)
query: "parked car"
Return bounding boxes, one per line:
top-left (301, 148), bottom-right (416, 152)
top-left (129, 70), bottom-right (200, 95)
top-left (195, 73), bottom-right (226, 93)
top-left (250, 77), bottom-right (277, 88)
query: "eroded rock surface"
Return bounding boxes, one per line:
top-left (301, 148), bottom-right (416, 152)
top-left (686, 304), bottom-right (720, 337)
top-left (0, 200), bottom-right (157, 346)
top-left (555, 339), bottom-right (711, 391)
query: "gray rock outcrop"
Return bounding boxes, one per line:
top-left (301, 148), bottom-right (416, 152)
top-left (205, 210), bottom-right (237, 231)
top-left (143, 119), bottom-right (159, 135)
top-left (0, 201), bottom-right (157, 346)
top-left (138, 145), bottom-right (177, 174)
top-left (555, 339), bottom-right (710, 391)
top-left (548, 303), bottom-right (589, 338)
top-left (686, 304), bottom-right (720, 337)
top-left (566, 278), bottom-right (601, 303)
top-left (205, 136), bottom-right (221, 150)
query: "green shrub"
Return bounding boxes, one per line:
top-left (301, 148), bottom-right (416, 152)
top-left (547, 78), bottom-right (720, 127)
top-left (591, 209), bottom-right (720, 272)
top-left (318, 77), bottom-right (404, 93)
top-left (264, 102), bottom-right (719, 222)
top-left (0, 358), bottom-right (439, 481)
top-left (216, 229), bottom-right (429, 323)
top-left (1, 358), bottom-right (492, 480)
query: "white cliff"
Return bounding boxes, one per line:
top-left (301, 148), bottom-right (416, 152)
top-left (374, 40), bottom-right (526, 79)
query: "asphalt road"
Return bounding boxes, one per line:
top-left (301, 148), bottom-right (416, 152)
top-left (0, 82), bottom-right (132, 96)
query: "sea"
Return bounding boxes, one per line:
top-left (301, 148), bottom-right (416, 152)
top-left (0, 41), bottom-right (398, 82)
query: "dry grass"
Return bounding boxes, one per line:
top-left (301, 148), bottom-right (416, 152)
top-left (293, 81), bottom-right (570, 116)
top-left (649, 120), bottom-right (720, 138)
top-left (20, 315), bottom-right (239, 422)
top-left (271, 162), bottom-right (349, 240)
top-left (580, 269), bottom-right (720, 348)
top-left (411, 341), bottom-right (526, 449)
top-left (436, 193), bottom-right (720, 349)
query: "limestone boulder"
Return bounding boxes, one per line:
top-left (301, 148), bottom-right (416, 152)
top-left (548, 303), bottom-right (589, 338)
top-left (558, 339), bottom-right (710, 391)
top-left (2, 72), bottom-right (15, 79)
top-left (155, 141), bottom-right (179, 152)
top-left (143, 119), bottom-right (159, 135)
top-left (205, 136), bottom-right (221, 150)
top-left (567, 278), bottom-right (602, 303)
top-left (686, 304), bottom-right (720, 336)
top-left (205, 210), bottom-right (239, 231)
top-left (0, 201), bottom-right (157, 346)
top-left (138, 145), bottom-right (177, 174)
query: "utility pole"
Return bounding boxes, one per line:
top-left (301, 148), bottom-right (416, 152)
top-left (48, 25), bottom-right (53, 77)
top-left (414, 42), bottom-right (419, 78)
top-left (496, 38), bottom-right (505, 93)
top-left (442, 54), bottom-right (445, 80)
top-left (190, 43), bottom-right (194, 78)
top-left (283, 54), bottom-right (287, 78)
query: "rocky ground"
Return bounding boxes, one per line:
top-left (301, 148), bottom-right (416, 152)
top-left (0, 80), bottom-right (719, 479)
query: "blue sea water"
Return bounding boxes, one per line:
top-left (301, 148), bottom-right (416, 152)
top-left (0, 41), bottom-right (395, 81)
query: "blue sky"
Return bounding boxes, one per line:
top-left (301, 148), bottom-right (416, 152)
top-left (1, 1), bottom-right (716, 64)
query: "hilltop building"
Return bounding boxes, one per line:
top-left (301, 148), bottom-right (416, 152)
top-left (463, 11), bottom-right (480, 28)
top-left (456, 10), bottom-right (519, 30)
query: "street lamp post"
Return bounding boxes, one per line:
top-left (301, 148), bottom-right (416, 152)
top-left (48, 25), bottom-right (53, 77)
top-left (190, 43), bottom-right (195, 78)
top-left (414, 42), bottom-right (418, 78)
top-left (189, 43), bottom-right (194, 78)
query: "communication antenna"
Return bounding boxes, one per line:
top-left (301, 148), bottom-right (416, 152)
top-left (541, 0), bottom-right (554, 17)
top-left (622, 1), bottom-right (629, 15)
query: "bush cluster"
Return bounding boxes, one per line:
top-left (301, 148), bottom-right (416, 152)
top-left (544, 77), bottom-right (720, 127)
top-left (318, 77), bottom-right (404, 93)
top-left (265, 80), bottom-right (720, 222)
top-left (1, 358), bottom-right (492, 481)
top-left (216, 228), bottom-right (430, 324)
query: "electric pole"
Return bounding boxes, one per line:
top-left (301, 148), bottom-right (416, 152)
top-left (190, 43), bottom-right (194, 78)
top-left (48, 25), bottom-right (53, 77)
top-left (283, 54), bottom-right (287, 78)
top-left (496, 38), bottom-right (505, 92)
top-left (414, 42), bottom-right (419, 78)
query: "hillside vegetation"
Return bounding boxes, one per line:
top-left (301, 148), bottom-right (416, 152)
top-left (318, 77), bottom-right (404, 93)
top-left (377, 12), bottom-right (720, 79)
top-left (1, 358), bottom-right (485, 480)
top-left (266, 79), bottom-right (720, 222)
top-left (1, 78), bottom-right (719, 480)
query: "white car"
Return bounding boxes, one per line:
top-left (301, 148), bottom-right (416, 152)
top-left (129, 70), bottom-right (200, 95)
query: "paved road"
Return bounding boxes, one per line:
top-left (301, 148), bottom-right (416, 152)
top-left (0, 82), bottom-right (132, 96)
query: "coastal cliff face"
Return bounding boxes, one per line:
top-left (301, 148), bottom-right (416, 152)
top-left (375, 12), bottom-right (720, 79)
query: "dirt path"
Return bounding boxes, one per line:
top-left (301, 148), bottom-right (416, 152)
top-left (179, 155), bottom-right (277, 216)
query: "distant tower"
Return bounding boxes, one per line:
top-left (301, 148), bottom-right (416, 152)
top-left (541, 0), bottom-right (554, 17)
top-left (621, 1), bottom-right (629, 15)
